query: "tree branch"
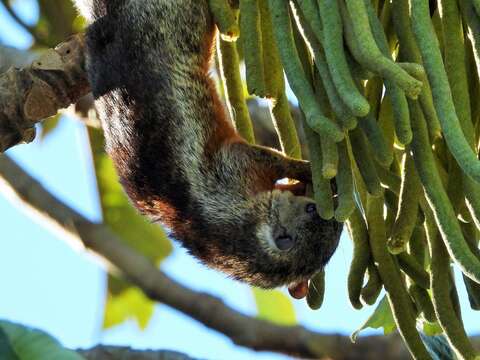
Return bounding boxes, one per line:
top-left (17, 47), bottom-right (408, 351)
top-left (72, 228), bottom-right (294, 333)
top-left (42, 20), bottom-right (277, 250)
top-left (77, 346), bottom-right (197, 360)
top-left (0, 34), bottom-right (89, 152)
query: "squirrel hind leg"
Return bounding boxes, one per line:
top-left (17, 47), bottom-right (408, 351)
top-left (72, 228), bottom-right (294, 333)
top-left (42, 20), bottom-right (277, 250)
top-left (281, 158), bottom-right (312, 184)
top-left (233, 143), bottom-right (312, 184)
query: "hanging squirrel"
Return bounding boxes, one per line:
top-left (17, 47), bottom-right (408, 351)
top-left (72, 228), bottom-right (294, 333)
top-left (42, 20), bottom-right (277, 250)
top-left (75, 0), bottom-right (342, 293)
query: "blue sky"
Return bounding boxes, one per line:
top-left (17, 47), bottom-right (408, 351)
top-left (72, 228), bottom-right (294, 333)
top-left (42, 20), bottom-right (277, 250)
top-left (0, 2), bottom-right (478, 360)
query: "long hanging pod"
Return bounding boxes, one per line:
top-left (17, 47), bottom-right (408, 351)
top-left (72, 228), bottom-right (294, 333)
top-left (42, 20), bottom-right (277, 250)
top-left (411, 0), bottom-right (480, 184)
top-left (213, 1), bottom-right (480, 357)
top-left (267, 0), bottom-right (344, 141)
top-left (409, 100), bottom-right (480, 284)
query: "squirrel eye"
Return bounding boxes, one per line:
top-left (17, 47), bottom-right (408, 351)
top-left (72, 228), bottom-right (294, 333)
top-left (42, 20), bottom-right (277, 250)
top-left (305, 203), bottom-right (317, 214)
top-left (274, 235), bottom-right (295, 251)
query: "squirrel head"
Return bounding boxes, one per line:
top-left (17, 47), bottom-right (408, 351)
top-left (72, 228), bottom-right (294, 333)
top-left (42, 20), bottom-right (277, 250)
top-left (216, 189), bottom-right (342, 289)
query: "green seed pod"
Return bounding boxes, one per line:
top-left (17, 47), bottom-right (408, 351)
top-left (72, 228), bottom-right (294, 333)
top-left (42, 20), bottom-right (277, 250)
top-left (363, 0), bottom-right (413, 145)
top-left (397, 63), bottom-right (426, 80)
top-left (346, 208), bottom-right (371, 309)
top-left (388, 154), bottom-right (421, 254)
top-left (348, 128), bottom-right (382, 196)
top-left (295, 10), bottom-right (357, 130)
top-left (409, 225), bottom-right (427, 268)
top-left (391, 0), bottom-right (443, 142)
top-left (340, 0), bottom-right (423, 99)
top-left (312, 67), bottom-right (339, 178)
top-left (464, 274), bottom-right (480, 311)
top-left (360, 263), bottom-right (383, 306)
top-left (408, 284), bottom-right (437, 323)
top-left (240, 0), bottom-right (266, 96)
top-left (208, 0), bottom-right (240, 41)
top-left (268, 0), bottom-right (343, 141)
top-left (397, 252), bottom-right (430, 290)
top-left (307, 270), bottom-right (326, 310)
top-left (459, 0), bottom-right (480, 80)
top-left (377, 96), bottom-right (396, 163)
top-left (335, 140), bottom-right (355, 221)
top-left (218, 39), bottom-right (255, 144)
top-left (428, 229), bottom-right (478, 360)
top-left (409, 99), bottom-right (480, 284)
top-left (366, 193), bottom-right (431, 359)
top-left (259, 0), bottom-right (283, 97)
top-left (259, 0), bottom-right (302, 159)
top-left (439, 0), bottom-right (480, 230)
top-left (318, 0), bottom-right (370, 117)
top-left (411, 0), bottom-right (480, 184)
top-left (384, 190), bottom-right (398, 239)
top-left (295, 0), bottom-right (323, 43)
top-left (474, 0), bottom-right (480, 16)
top-left (305, 121), bottom-right (334, 220)
top-left (320, 134), bottom-right (338, 179)
top-left (364, 77), bottom-right (383, 119)
top-left (461, 222), bottom-right (480, 311)
top-left (358, 112), bottom-right (393, 167)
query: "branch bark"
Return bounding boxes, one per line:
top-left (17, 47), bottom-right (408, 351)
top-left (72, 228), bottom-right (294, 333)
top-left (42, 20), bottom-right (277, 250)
top-left (74, 340), bottom-right (424, 360)
top-left (77, 346), bottom-right (197, 360)
top-left (0, 34), bottom-right (89, 152)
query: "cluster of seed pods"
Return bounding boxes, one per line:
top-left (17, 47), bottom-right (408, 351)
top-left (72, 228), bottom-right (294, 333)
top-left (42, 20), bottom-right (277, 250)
top-left (208, 0), bottom-right (480, 359)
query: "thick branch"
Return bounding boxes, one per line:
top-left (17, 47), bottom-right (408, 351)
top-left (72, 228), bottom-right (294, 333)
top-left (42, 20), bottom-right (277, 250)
top-left (0, 155), bottom-right (414, 359)
top-left (0, 34), bottom-right (89, 152)
top-left (77, 346), bottom-right (197, 360)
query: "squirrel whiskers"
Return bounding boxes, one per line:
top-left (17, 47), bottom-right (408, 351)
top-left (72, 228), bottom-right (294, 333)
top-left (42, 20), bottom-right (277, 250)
top-left (77, 0), bottom-right (342, 289)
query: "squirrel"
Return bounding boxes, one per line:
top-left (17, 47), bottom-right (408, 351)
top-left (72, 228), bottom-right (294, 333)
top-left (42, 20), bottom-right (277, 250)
top-left (75, 0), bottom-right (342, 291)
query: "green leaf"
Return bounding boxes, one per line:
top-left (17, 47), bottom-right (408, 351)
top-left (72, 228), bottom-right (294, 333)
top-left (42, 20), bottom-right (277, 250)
top-left (0, 320), bottom-right (84, 360)
top-left (103, 287), bottom-right (155, 330)
top-left (422, 321), bottom-right (443, 337)
top-left (0, 327), bottom-right (19, 360)
top-left (87, 128), bottom-right (172, 329)
top-left (252, 288), bottom-right (296, 325)
top-left (72, 16), bottom-right (87, 32)
top-left (88, 128), bottom-right (172, 262)
top-left (351, 296), bottom-right (396, 342)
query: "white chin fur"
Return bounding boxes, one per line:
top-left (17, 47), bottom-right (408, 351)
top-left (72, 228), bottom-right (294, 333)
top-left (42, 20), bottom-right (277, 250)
top-left (256, 223), bottom-right (277, 251)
